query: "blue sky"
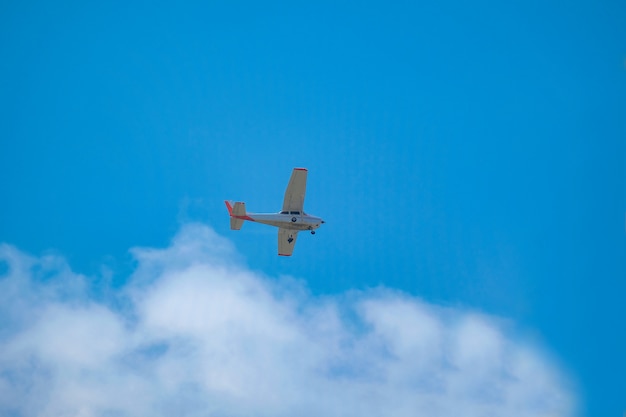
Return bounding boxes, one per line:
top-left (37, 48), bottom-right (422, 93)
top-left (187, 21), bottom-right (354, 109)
top-left (1, 1), bottom-right (624, 416)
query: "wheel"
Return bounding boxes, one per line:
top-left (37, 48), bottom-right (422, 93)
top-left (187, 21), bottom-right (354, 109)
top-left (291, 217), bottom-right (297, 222)
top-left (311, 231), bottom-right (316, 235)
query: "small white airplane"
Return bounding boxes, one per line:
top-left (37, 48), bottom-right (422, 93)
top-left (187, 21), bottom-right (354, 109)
top-left (225, 168), bottom-right (325, 256)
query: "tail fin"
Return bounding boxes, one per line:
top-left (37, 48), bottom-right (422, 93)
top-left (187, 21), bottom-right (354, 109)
top-left (224, 200), bottom-right (246, 230)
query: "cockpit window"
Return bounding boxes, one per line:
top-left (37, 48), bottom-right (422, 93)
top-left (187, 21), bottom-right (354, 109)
top-left (280, 211), bottom-right (288, 214)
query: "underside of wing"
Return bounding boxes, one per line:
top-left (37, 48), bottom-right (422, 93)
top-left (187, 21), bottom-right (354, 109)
top-left (282, 168), bottom-right (307, 212)
top-left (278, 228), bottom-right (299, 256)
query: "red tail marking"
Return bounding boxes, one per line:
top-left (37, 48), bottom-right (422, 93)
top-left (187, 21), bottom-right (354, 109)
top-left (232, 215), bottom-right (255, 221)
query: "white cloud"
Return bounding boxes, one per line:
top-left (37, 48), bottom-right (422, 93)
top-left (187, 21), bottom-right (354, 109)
top-left (0, 224), bottom-right (575, 417)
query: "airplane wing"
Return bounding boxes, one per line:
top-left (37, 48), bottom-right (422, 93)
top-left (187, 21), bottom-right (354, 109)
top-left (282, 168), bottom-right (307, 212)
top-left (278, 228), bottom-right (299, 256)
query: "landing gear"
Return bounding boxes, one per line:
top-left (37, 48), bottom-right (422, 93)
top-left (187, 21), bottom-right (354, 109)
top-left (311, 231), bottom-right (316, 235)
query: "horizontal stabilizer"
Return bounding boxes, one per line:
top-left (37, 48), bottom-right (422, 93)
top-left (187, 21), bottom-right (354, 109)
top-left (225, 200), bottom-right (247, 230)
top-left (230, 217), bottom-right (244, 230)
top-left (232, 202), bottom-right (246, 217)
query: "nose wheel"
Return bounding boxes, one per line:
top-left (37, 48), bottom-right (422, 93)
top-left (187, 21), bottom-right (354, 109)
top-left (311, 230), bottom-right (316, 235)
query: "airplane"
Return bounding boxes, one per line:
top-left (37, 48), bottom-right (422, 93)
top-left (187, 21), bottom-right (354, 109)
top-left (225, 168), bottom-right (325, 256)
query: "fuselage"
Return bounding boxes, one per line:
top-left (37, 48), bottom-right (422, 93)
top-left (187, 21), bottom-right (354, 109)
top-left (242, 212), bottom-right (324, 231)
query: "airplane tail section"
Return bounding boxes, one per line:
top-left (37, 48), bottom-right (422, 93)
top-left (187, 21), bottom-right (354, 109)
top-left (225, 200), bottom-right (247, 230)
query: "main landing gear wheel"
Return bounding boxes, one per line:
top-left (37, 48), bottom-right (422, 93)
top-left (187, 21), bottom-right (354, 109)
top-left (311, 231), bottom-right (316, 235)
